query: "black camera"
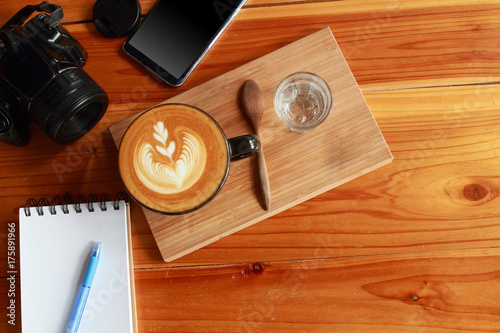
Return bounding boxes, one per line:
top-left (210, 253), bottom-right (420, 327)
top-left (0, 2), bottom-right (109, 147)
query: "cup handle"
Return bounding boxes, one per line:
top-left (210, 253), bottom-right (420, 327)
top-left (228, 135), bottom-right (260, 161)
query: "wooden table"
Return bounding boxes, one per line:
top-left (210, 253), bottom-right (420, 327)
top-left (1, 0), bottom-right (500, 331)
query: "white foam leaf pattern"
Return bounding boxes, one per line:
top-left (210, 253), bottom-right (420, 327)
top-left (166, 141), bottom-right (175, 158)
top-left (153, 121), bottom-right (168, 145)
top-left (155, 145), bottom-right (170, 157)
top-left (153, 133), bottom-right (164, 145)
top-left (134, 122), bottom-right (206, 194)
top-left (153, 121), bottom-right (176, 159)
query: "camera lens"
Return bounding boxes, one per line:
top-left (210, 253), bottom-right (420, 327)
top-left (29, 67), bottom-right (109, 144)
top-left (58, 100), bottom-right (104, 140)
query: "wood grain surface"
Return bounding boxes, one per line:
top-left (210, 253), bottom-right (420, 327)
top-left (1, 0), bottom-right (500, 332)
top-left (109, 28), bottom-right (392, 262)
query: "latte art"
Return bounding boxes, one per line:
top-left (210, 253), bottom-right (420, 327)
top-left (119, 104), bottom-right (230, 214)
top-left (135, 121), bottom-right (206, 193)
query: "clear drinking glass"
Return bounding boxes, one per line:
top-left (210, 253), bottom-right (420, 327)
top-left (273, 72), bottom-right (333, 133)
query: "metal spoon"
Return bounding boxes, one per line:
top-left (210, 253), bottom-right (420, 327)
top-left (240, 80), bottom-right (271, 211)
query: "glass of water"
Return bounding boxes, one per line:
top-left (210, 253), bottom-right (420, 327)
top-left (273, 72), bottom-right (333, 133)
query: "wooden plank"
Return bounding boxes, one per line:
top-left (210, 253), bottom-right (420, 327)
top-left (0, 0), bottom-right (499, 331)
top-left (0, 1), bottom-right (499, 266)
top-left (0, 0), bottom-right (305, 26)
top-left (1, 0), bottom-right (497, 25)
top-left (3, 247), bottom-right (500, 331)
top-left (132, 248), bottom-right (500, 332)
top-left (1, 83), bottom-right (499, 268)
top-left (236, 0), bottom-right (500, 90)
top-left (0, 0), bottom-right (497, 108)
top-left (61, 0), bottom-right (500, 108)
top-left (128, 82), bottom-right (500, 267)
top-left (0, 1), bottom-right (495, 111)
top-left (109, 28), bottom-right (393, 262)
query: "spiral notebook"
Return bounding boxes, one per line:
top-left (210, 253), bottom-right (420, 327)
top-left (19, 194), bottom-right (137, 333)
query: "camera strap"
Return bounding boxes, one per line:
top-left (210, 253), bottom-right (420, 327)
top-left (2, 2), bottom-right (63, 30)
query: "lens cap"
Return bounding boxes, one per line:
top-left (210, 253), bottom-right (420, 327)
top-left (93, 0), bottom-right (141, 38)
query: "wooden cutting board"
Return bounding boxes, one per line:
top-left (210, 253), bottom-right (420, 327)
top-left (109, 28), bottom-right (393, 262)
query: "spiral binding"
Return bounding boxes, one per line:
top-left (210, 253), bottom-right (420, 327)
top-left (23, 192), bottom-right (127, 217)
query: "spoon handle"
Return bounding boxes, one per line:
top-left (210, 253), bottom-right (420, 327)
top-left (257, 145), bottom-right (271, 211)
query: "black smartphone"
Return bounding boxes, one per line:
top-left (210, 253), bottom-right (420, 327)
top-left (123, 0), bottom-right (247, 87)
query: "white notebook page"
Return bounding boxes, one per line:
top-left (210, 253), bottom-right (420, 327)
top-left (20, 200), bottom-right (134, 333)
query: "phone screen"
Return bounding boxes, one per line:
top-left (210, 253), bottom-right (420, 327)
top-left (124, 0), bottom-right (246, 86)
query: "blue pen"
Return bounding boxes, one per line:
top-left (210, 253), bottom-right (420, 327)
top-left (66, 242), bottom-right (101, 333)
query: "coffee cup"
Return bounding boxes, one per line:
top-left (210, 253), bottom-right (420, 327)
top-left (118, 103), bottom-right (260, 214)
